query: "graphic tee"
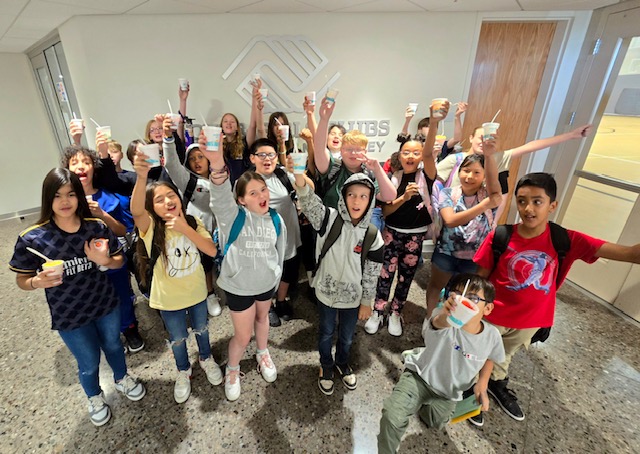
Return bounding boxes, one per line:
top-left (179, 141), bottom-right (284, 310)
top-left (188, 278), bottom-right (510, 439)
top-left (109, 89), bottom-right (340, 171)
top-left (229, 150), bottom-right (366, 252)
top-left (474, 224), bottom-right (605, 329)
top-left (9, 218), bottom-right (121, 331)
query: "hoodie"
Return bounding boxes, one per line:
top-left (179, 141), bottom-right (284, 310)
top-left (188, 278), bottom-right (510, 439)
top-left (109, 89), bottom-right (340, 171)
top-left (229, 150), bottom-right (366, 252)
top-left (163, 138), bottom-right (214, 233)
top-left (297, 173), bottom-right (384, 309)
top-left (209, 178), bottom-right (287, 296)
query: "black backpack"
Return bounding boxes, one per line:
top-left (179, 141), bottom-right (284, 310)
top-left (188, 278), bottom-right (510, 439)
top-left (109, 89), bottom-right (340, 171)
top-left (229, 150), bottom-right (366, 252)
top-left (491, 222), bottom-right (571, 343)
top-left (272, 166), bottom-right (297, 203)
top-left (315, 162), bottom-right (375, 200)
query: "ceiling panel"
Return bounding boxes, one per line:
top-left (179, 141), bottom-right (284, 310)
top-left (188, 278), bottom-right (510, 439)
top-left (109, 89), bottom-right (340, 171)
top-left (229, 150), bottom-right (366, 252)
top-left (518, 0), bottom-right (620, 10)
top-left (296, 0), bottom-right (376, 12)
top-left (0, 0), bottom-right (30, 17)
top-left (127, 0), bottom-right (221, 15)
top-left (409, 0), bottom-right (521, 12)
top-left (177, 0), bottom-right (267, 13)
top-left (231, 0), bottom-right (325, 13)
top-left (38, 0), bottom-right (148, 14)
top-left (337, 0), bottom-right (425, 12)
top-left (0, 15), bottom-right (17, 37)
top-left (0, 36), bottom-right (38, 52)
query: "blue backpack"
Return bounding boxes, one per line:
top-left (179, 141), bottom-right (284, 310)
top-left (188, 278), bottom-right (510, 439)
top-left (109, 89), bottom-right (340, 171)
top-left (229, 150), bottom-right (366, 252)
top-left (213, 207), bottom-right (282, 270)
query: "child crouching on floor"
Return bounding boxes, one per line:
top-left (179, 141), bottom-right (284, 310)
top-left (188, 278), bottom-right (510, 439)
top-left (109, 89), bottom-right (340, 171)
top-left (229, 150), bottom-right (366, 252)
top-left (377, 273), bottom-right (505, 453)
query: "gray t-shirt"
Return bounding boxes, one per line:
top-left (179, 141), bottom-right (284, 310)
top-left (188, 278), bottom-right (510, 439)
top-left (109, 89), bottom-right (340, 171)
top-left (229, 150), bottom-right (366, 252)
top-left (262, 171), bottom-right (301, 261)
top-left (404, 310), bottom-right (506, 401)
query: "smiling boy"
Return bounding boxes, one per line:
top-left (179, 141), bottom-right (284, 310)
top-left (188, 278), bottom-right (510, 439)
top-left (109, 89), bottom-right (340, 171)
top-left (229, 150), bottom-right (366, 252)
top-left (473, 172), bottom-right (640, 424)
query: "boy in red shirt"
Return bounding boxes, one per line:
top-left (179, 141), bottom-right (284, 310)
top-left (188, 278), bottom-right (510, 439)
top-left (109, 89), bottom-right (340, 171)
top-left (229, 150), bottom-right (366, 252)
top-left (473, 172), bottom-right (640, 424)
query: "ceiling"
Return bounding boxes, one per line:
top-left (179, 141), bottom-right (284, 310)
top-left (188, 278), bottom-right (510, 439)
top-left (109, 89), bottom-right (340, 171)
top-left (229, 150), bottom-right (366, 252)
top-left (0, 0), bottom-right (622, 53)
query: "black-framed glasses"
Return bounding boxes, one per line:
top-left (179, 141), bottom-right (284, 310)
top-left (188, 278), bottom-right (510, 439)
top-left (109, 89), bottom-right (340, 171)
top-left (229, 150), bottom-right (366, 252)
top-left (254, 152), bottom-right (277, 160)
top-left (449, 290), bottom-right (487, 305)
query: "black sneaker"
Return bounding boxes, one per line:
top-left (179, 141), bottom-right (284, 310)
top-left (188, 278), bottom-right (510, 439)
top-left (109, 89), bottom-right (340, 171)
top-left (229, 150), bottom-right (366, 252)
top-left (335, 364), bottom-right (357, 390)
top-left (318, 366), bottom-right (334, 396)
top-left (468, 412), bottom-right (484, 427)
top-left (488, 378), bottom-right (525, 421)
top-left (123, 323), bottom-right (145, 353)
top-left (268, 306), bottom-right (281, 327)
top-left (274, 299), bottom-right (293, 321)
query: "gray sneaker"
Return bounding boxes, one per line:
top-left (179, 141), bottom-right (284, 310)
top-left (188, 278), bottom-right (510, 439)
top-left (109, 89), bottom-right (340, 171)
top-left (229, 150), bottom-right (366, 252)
top-left (88, 393), bottom-right (111, 427)
top-left (115, 374), bottom-right (146, 401)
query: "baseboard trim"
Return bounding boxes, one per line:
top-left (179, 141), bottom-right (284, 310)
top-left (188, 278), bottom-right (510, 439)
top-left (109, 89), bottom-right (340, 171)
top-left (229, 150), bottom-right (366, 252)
top-left (0, 207), bottom-right (40, 222)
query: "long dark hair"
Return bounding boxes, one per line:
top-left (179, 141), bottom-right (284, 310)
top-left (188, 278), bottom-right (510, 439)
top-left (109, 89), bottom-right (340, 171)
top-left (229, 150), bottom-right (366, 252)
top-left (267, 112), bottom-right (293, 152)
top-left (135, 181), bottom-right (196, 288)
top-left (38, 168), bottom-right (91, 224)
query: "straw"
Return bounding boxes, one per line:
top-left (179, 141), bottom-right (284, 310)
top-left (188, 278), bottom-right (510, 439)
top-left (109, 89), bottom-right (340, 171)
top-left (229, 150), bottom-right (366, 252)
top-left (274, 116), bottom-right (283, 126)
top-left (72, 111), bottom-right (77, 120)
top-left (167, 99), bottom-right (173, 114)
top-left (490, 109), bottom-right (502, 123)
top-left (26, 247), bottom-right (52, 262)
top-left (200, 113), bottom-right (208, 127)
top-left (461, 279), bottom-right (470, 298)
top-left (89, 117), bottom-right (101, 128)
top-left (134, 131), bottom-right (147, 144)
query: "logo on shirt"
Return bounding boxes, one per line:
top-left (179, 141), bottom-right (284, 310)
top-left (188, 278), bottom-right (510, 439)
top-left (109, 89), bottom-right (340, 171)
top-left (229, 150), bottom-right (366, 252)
top-left (506, 250), bottom-right (555, 294)
top-left (166, 235), bottom-right (200, 278)
top-left (451, 341), bottom-right (482, 362)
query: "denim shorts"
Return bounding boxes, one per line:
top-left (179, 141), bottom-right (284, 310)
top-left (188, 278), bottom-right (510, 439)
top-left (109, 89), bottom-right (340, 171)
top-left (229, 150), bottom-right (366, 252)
top-left (431, 251), bottom-right (478, 275)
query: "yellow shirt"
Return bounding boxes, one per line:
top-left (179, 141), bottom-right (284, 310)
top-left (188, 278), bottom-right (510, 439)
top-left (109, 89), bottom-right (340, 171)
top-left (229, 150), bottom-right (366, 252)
top-left (140, 216), bottom-right (209, 311)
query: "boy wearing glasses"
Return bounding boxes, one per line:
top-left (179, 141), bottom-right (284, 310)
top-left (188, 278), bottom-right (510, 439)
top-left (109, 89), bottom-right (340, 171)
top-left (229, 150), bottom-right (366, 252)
top-left (377, 273), bottom-right (505, 453)
top-left (313, 97), bottom-right (397, 209)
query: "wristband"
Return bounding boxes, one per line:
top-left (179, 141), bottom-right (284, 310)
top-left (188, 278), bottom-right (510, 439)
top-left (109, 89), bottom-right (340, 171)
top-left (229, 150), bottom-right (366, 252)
top-left (30, 277), bottom-right (37, 289)
top-left (278, 151), bottom-right (287, 155)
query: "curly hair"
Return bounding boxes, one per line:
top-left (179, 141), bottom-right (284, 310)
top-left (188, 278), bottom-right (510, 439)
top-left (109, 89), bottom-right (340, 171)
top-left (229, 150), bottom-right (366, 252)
top-left (61, 145), bottom-right (101, 169)
top-left (221, 113), bottom-right (246, 160)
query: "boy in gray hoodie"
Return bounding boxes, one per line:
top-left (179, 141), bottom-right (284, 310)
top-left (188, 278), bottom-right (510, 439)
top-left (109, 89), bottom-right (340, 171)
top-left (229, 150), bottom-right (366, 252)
top-left (293, 170), bottom-right (384, 395)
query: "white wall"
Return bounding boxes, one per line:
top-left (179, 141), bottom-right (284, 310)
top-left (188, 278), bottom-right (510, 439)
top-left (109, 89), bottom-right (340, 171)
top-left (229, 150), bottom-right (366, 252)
top-left (0, 53), bottom-right (59, 216)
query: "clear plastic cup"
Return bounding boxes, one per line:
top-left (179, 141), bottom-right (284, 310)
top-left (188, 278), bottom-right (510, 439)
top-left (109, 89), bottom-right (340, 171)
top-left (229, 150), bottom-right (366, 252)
top-left (447, 294), bottom-right (479, 329)
top-left (326, 88), bottom-right (339, 106)
top-left (431, 98), bottom-right (449, 119)
top-left (482, 122), bottom-right (500, 140)
top-left (278, 125), bottom-right (290, 141)
top-left (291, 152), bottom-right (308, 175)
top-left (96, 126), bottom-right (112, 140)
top-left (166, 113), bottom-right (181, 130)
top-left (259, 88), bottom-right (268, 100)
top-left (408, 103), bottom-right (419, 114)
top-left (70, 119), bottom-right (83, 131)
top-left (203, 126), bottom-right (222, 151)
top-left (178, 78), bottom-right (189, 91)
top-left (140, 143), bottom-right (161, 167)
top-left (42, 260), bottom-right (64, 277)
top-left (306, 91), bottom-right (316, 105)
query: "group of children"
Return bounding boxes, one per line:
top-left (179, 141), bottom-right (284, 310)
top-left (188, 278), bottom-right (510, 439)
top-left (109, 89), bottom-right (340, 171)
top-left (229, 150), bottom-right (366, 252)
top-left (10, 82), bottom-right (640, 453)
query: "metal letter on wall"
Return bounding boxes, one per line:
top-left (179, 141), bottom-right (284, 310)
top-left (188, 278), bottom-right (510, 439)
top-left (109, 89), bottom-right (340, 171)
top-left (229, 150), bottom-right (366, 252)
top-left (223, 35), bottom-right (340, 113)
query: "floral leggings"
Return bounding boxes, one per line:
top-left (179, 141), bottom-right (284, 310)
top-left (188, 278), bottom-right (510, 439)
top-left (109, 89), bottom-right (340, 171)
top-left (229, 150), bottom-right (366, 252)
top-left (374, 227), bottom-right (426, 315)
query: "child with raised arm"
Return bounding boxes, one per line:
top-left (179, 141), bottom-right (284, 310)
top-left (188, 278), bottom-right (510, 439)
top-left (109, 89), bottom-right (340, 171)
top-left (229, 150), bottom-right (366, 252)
top-left (9, 168), bottom-right (145, 426)
top-left (377, 273), bottom-right (505, 453)
top-left (472, 172), bottom-right (640, 425)
top-left (292, 158), bottom-right (384, 395)
top-left (202, 132), bottom-right (287, 402)
top-left (130, 150), bottom-right (223, 404)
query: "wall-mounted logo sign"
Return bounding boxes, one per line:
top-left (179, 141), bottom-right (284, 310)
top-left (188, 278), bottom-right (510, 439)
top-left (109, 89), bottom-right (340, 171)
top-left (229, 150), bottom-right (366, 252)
top-left (222, 35), bottom-right (340, 113)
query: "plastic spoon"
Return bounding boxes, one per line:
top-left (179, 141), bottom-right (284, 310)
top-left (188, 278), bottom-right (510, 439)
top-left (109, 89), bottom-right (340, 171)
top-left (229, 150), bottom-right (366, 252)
top-left (26, 247), bottom-right (52, 262)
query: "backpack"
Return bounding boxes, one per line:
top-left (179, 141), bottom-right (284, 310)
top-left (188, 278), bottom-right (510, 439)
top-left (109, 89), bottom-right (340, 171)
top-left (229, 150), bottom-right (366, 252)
top-left (133, 214), bottom-right (199, 295)
top-left (311, 209), bottom-right (380, 279)
top-left (182, 174), bottom-right (199, 210)
top-left (430, 153), bottom-right (465, 241)
top-left (272, 166), bottom-right (297, 203)
top-left (491, 222), bottom-right (571, 343)
top-left (316, 161), bottom-right (375, 200)
top-left (212, 207), bottom-right (282, 270)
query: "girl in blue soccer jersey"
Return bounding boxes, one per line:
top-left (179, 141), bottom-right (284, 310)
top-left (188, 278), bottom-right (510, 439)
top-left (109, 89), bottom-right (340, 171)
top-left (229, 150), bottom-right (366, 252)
top-left (9, 168), bottom-right (146, 427)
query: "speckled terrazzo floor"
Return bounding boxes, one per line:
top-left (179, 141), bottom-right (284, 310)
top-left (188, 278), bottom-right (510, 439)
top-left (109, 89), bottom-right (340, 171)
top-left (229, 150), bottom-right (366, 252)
top-left (1, 214), bottom-right (638, 454)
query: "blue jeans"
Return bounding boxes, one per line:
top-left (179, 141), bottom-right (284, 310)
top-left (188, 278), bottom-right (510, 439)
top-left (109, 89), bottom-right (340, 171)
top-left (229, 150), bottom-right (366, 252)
top-left (58, 306), bottom-right (127, 398)
top-left (106, 266), bottom-right (136, 331)
top-left (160, 301), bottom-right (211, 371)
top-left (318, 303), bottom-right (359, 368)
top-left (371, 206), bottom-right (385, 232)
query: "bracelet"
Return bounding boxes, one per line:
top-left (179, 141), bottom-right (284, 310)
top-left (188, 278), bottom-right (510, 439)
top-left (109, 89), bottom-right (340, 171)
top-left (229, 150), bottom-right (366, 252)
top-left (278, 151), bottom-right (287, 155)
top-left (30, 277), bottom-right (37, 289)
top-left (209, 165), bottom-right (228, 174)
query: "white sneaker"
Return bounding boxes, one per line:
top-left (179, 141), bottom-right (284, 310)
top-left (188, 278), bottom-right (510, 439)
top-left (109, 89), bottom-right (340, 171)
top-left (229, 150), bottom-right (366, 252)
top-left (225, 367), bottom-right (242, 401)
top-left (174, 368), bottom-right (192, 404)
top-left (388, 312), bottom-right (403, 337)
top-left (364, 312), bottom-right (383, 334)
top-left (200, 357), bottom-right (223, 386)
top-left (114, 374), bottom-right (146, 401)
top-left (256, 349), bottom-right (277, 383)
top-left (87, 393), bottom-right (111, 427)
top-left (207, 293), bottom-right (222, 317)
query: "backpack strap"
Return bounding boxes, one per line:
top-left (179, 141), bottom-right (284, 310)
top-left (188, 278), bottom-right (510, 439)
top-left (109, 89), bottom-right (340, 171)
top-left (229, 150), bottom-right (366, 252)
top-left (360, 224), bottom-right (380, 272)
top-left (267, 208), bottom-right (282, 238)
top-left (548, 221), bottom-right (571, 287)
top-left (445, 153), bottom-right (464, 188)
top-left (312, 214), bottom-right (344, 278)
top-left (273, 166), bottom-right (297, 202)
top-left (223, 208), bottom-right (246, 256)
top-left (182, 175), bottom-right (198, 210)
top-left (491, 224), bottom-right (514, 274)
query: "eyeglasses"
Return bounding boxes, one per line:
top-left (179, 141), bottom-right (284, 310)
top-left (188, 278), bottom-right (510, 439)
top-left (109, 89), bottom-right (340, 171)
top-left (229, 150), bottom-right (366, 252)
top-left (342, 148), bottom-right (365, 154)
top-left (400, 151), bottom-right (422, 157)
top-left (254, 152), bottom-right (277, 160)
top-left (149, 127), bottom-right (162, 133)
top-left (449, 291), bottom-right (487, 305)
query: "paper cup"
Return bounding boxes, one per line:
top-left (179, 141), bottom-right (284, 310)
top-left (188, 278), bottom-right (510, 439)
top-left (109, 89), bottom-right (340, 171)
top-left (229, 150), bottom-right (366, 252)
top-left (96, 126), bottom-right (112, 140)
top-left (326, 88), bottom-right (339, 106)
top-left (482, 122), bottom-right (500, 140)
top-left (42, 259), bottom-right (64, 277)
top-left (291, 152), bottom-right (308, 175)
top-left (447, 294), bottom-right (479, 329)
top-left (259, 88), bottom-right (268, 100)
top-left (167, 113), bottom-right (181, 130)
top-left (306, 91), bottom-right (316, 105)
top-left (203, 126), bottom-right (222, 151)
top-left (435, 135), bottom-right (446, 147)
top-left (140, 143), bottom-right (161, 167)
top-left (431, 98), bottom-right (449, 119)
top-left (70, 119), bottom-right (83, 131)
top-left (85, 195), bottom-right (93, 203)
top-left (178, 78), bottom-right (189, 91)
top-left (278, 125), bottom-right (290, 141)
top-left (408, 103), bottom-right (419, 114)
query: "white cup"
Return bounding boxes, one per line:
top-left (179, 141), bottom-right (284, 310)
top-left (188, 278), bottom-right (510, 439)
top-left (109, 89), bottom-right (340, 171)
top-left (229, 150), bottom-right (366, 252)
top-left (408, 103), bottom-right (419, 114)
top-left (96, 126), bottom-right (112, 140)
top-left (306, 91), bottom-right (316, 105)
top-left (166, 113), bottom-right (181, 130)
top-left (203, 126), bottom-right (222, 151)
top-left (278, 125), bottom-right (290, 141)
top-left (70, 119), bottom-right (83, 132)
top-left (259, 88), bottom-right (268, 101)
top-left (178, 78), bottom-right (189, 91)
top-left (85, 195), bottom-right (93, 203)
top-left (291, 152), bottom-right (308, 175)
top-left (431, 98), bottom-right (449, 119)
top-left (326, 88), bottom-right (339, 106)
top-left (252, 73), bottom-right (261, 84)
top-left (42, 260), bottom-right (64, 277)
top-left (140, 143), bottom-right (161, 167)
top-left (447, 294), bottom-right (480, 329)
top-left (482, 122), bottom-right (500, 140)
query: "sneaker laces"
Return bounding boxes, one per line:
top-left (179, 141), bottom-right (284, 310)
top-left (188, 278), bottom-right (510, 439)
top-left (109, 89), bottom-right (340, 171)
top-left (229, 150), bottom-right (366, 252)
top-left (503, 387), bottom-right (519, 401)
top-left (176, 370), bottom-right (191, 386)
top-left (225, 369), bottom-right (244, 385)
top-left (258, 352), bottom-right (274, 370)
top-left (118, 375), bottom-right (137, 393)
top-left (88, 394), bottom-right (105, 410)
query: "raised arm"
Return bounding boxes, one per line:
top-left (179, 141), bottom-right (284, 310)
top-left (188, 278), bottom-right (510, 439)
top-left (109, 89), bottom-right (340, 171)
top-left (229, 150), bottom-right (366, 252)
top-left (247, 80), bottom-right (265, 147)
top-left (303, 95), bottom-right (317, 137)
top-left (161, 114), bottom-right (192, 192)
top-left (130, 151), bottom-right (151, 235)
top-left (361, 156), bottom-right (397, 202)
top-left (595, 242), bottom-right (640, 263)
top-left (448, 102), bottom-right (467, 148)
top-left (509, 124), bottom-right (592, 159)
top-left (422, 102), bottom-right (448, 181)
top-left (313, 97), bottom-right (335, 175)
top-left (299, 127), bottom-right (317, 177)
top-left (400, 105), bottom-right (414, 136)
top-left (178, 82), bottom-right (189, 143)
top-left (481, 134), bottom-right (501, 198)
